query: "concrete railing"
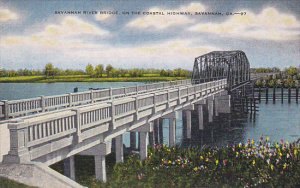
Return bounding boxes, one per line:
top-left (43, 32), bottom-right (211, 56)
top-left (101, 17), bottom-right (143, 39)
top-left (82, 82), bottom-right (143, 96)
top-left (0, 80), bottom-right (192, 120)
top-left (3, 79), bottom-right (226, 163)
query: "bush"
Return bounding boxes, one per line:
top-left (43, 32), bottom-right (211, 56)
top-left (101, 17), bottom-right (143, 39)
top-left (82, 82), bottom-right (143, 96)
top-left (102, 138), bottom-right (300, 188)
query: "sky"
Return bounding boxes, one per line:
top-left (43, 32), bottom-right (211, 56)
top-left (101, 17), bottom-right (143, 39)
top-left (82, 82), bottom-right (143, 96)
top-left (0, 0), bottom-right (299, 70)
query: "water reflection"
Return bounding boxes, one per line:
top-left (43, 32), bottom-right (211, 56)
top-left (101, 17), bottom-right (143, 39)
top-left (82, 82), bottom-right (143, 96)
top-left (124, 102), bottom-right (299, 148)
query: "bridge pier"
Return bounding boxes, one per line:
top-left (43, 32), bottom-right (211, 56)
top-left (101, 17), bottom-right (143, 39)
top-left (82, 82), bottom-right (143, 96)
top-left (182, 105), bottom-right (194, 139)
top-left (215, 95), bottom-right (231, 114)
top-left (115, 135), bottom-right (124, 163)
top-left (169, 118), bottom-right (176, 147)
top-left (185, 110), bottom-right (191, 139)
top-left (198, 105), bottom-right (204, 130)
top-left (139, 132), bottom-right (148, 160)
top-left (162, 112), bottom-right (177, 147)
top-left (158, 119), bottom-right (164, 144)
top-left (78, 142), bottom-right (111, 182)
top-left (130, 122), bottom-right (153, 160)
top-left (95, 155), bottom-right (106, 182)
top-left (153, 119), bottom-right (159, 144)
top-left (63, 156), bottom-right (75, 180)
top-left (207, 97), bottom-right (214, 123)
top-left (195, 100), bottom-right (206, 130)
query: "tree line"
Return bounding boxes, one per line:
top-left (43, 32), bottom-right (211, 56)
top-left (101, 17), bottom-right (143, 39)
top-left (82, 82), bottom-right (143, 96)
top-left (0, 63), bottom-right (191, 78)
top-left (251, 66), bottom-right (300, 76)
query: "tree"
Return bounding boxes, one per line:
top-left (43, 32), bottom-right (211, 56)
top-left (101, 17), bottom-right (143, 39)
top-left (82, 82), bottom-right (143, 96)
top-left (160, 69), bottom-right (167, 77)
top-left (85, 64), bottom-right (94, 77)
top-left (111, 68), bottom-right (120, 77)
top-left (45, 63), bottom-right (55, 78)
top-left (119, 69), bottom-right (127, 77)
top-left (95, 64), bottom-right (104, 77)
top-left (285, 66), bottom-right (298, 77)
top-left (106, 64), bottom-right (113, 77)
top-left (129, 69), bottom-right (143, 77)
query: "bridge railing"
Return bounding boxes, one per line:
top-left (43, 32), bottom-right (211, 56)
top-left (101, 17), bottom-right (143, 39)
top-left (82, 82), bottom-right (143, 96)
top-left (0, 80), bottom-right (192, 120)
top-left (4, 79), bottom-right (226, 163)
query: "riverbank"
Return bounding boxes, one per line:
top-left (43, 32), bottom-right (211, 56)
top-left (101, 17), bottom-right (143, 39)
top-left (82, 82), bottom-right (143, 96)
top-left (0, 75), bottom-right (187, 83)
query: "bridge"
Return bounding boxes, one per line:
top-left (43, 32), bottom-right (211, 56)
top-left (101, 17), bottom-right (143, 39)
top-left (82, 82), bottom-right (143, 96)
top-left (0, 51), bottom-right (271, 187)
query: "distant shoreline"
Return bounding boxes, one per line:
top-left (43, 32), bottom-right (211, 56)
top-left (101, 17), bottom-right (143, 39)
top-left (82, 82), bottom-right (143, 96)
top-left (0, 75), bottom-right (188, 83)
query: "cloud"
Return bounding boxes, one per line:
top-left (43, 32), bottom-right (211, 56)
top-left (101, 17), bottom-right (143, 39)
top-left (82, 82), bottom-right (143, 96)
top-left (126, 2), bottom-right (205, 30)
top-left (40, 16), bottom-right (108, 37)
top-left (95, 14), bottom-right (112, 22)
top-left (189, 7), bottom-right (300, 41)
top-left (0, 8), bottom-right (18, 22)
top-left (58, 38), bottom-right (219, 69)
top-left (1, 16), bottom-right (109, 48)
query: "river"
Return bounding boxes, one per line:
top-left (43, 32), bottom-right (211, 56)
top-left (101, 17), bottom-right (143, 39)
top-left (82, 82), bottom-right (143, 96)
top-left (0, 82), bottom-right (299, 147)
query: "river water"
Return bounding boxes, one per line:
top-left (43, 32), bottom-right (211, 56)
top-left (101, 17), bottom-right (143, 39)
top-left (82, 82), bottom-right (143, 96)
top-left (0, 82), bottom-right (299, 147)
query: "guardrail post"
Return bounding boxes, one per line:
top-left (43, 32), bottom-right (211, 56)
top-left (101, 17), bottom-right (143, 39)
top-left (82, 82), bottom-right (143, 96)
top-left (135, 97), bottom-right (139, 121)
top-left (40, 96), bottom-right (45, 112)
top-left (91, 90), bottom-right (94, 103)
top-left (187, 86), bottom-right (190, 100)
top-left (2, 100), bottom-right (9, 119)
top-left (3, 119), bottom-right (30, 164)
top-left (167, 90), bottom-right (170, 108)
top-left (73, 109), bottom-right (82, 143)
top-left (153, 93), bottom-right (156, 113)
top-left (124, 87), bottom-right (127, 96)
top-left (136, 85), bottom-right (139, 95)
top-left (110, 101), bottom-right (115, 129)
top-left (178, 88), bottom-right (181, 104)
top-left (68, 93), bottom-right (73, 107)
top-left (110, 88), bottom-right (113, 100)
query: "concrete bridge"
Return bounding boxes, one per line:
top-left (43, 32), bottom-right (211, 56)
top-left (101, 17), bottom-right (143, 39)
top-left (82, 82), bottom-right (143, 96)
top-left (0, 78), bottom-right (230, 187)
top-left (0, 51), bottom-right (274, 187)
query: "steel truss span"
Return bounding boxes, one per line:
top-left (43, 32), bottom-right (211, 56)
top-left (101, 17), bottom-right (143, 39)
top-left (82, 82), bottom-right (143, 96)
top-left (191, 50), bottom-right (250, 90)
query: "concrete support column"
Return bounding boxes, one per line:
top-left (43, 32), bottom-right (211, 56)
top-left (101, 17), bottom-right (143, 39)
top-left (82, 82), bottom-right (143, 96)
top-left (139, 132), bottom-right (148, 160)
top-left (185, 110), bottom-right (191, 139)
top-left (208, 99), bottom-right (214, 123)
top-left (95, 155), bottom-right (106, 182)
top-left (158, 119), bottom-right (163, 144)
top-left (198, 105), bottom-right (204, 130)
top-left (215, 98), bottom-right (219, 117)
top-left (130, 132), bottom-right (136, 150)
top-left (153, 119), bottom-right (159, 144)
top-left (169, 118), bottom-right (176, 147)
top-left (215, 95), bottom-right (231, 114)
top-left (64, 156), bottom-right (75, 180)
top-left (115, 135), bottom-right (123, 163)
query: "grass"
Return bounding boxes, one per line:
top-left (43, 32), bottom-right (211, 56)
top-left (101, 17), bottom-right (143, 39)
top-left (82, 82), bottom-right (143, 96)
top-left (0, 177), bottom-right (35, 188)
top-left (0, 75), bottom-right (187, 83)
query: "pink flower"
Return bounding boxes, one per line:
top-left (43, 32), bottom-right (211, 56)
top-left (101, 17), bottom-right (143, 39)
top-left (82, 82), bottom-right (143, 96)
top-left (223, 159), bottom-right (228, 166)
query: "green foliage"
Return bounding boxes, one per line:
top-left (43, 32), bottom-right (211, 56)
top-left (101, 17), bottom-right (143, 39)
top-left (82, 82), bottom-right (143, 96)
top-left (85, 64), bottom-right (94, 76)
top-left (106, 64), bottom-right (113, 77)
top-left (44, 63), bottom-right (55, 77)
top-left (97, 139), bottom-right (300, 188)
top-left (110, 68), bottom-right (119, 78)
top-left (1, 63), bottom-right (191, 80)
top-left (128, 69), bottom-right (143, 77)
top-left (0, 177), bottom-right (35, 188)
top-left (255, 80), bottom-right (263, 87)
top-left (95, 64), bottom-right (104, 78)
top-left (285, 66), bottom-right (298, 77)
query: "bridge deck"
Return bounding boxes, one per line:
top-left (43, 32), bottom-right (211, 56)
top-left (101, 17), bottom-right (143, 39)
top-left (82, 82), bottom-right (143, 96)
top-left (1, 79), bottom-right (227, 165)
